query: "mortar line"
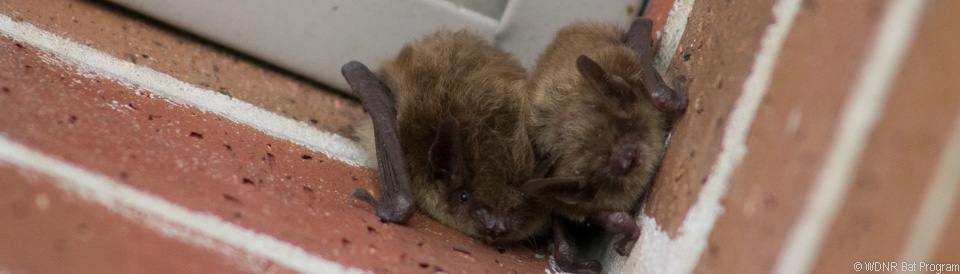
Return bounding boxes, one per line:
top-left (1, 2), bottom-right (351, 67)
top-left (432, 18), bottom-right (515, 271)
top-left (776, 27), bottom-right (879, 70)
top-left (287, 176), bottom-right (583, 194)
top-left (898, 110), bottom-right (960, 265)
top-left (772, 1), bottom-right (928, 273)
top-left (653, 0), bottom-right (696, 76)
top-left (0, 136), bottom-right (369, 274)
top-left (604, 0), bottom-right (802, 272)
top-left (0, 14), bottom-right (371, 167)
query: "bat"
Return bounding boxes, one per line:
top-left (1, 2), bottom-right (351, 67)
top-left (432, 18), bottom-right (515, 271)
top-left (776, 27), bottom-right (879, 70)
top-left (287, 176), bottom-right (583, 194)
top-left (343, 30), bottom-right (552, 244)
top-left (524, 18), bottom-right (689, 273)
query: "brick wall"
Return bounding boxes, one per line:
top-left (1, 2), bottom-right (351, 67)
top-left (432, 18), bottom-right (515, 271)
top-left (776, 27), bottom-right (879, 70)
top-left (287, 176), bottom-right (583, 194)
top-left (0, 0), bottom-right (956, 273)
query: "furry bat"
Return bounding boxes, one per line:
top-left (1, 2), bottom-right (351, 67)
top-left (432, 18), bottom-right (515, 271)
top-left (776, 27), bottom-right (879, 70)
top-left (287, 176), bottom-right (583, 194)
top-left (342, 30), bottom-right (552, 244)
top-left (524, 18), bottom-right (688, 272)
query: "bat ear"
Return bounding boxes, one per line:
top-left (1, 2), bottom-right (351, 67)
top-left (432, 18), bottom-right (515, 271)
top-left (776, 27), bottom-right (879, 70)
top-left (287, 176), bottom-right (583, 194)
top-left (576, 55), bottom-right (636, 107)
top-left (429, 115), bottom-right (462, 182)
top-left (522, 177), bottom-right (597, 204)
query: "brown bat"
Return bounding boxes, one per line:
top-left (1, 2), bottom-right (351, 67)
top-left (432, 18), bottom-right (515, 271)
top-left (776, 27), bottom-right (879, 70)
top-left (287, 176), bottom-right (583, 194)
top-left (342, 30), bottom-right (551, 244)
top-left (524, 18), bottom-right (688, 272)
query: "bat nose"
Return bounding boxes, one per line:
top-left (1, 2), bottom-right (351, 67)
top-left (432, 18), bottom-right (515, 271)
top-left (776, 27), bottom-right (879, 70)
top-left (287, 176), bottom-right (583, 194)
top-left (474, 208), bottom-right (511, 239)
top-left (610, 139), bottom-right (639, 176)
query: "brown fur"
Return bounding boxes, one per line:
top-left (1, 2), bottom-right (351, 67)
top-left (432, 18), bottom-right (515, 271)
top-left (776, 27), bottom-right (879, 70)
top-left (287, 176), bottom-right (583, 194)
top-left (376, 30), bottom-right (549, 243)
top-left (528, 21), bottom-right (670, 222)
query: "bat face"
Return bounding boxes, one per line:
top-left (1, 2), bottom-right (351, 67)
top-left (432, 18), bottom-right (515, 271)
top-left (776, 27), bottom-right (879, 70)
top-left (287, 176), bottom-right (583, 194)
top-left (429, 173), bottom-right (551, 243)
top-left (554, 55), bottom-right (667, 188)
top-left (411, 115), bottom-right (551, 244)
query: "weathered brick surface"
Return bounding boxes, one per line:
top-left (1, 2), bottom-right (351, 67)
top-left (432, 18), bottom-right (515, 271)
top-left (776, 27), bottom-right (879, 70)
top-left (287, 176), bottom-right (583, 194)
top-left (645, 0), bottom-right (777, 236)
top-left (0, 35), bottom-right (551, 273)
top-left (813, 0), bottom-right (960, 272)
top-left (2, 0), bottom-right (957, 273)
top-left (692, 1), bottom-right (887, 273)
top-left (0, 0), bottom-right (365, 138)
top-left (0, 166), bottom-right (291, 274)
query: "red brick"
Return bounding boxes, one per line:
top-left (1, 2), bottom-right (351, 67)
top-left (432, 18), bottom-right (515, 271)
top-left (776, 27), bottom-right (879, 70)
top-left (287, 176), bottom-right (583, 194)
top-left (813, 0), bottom-right (960, 271)
top-left (0, 165), bottom-right (297, 274)
top-left (645, 0), bottom-right (777, 237)
top-left (643, 0), bottom-right (679, 48)
top-left (694, 0), bottom-right (888, 273)
top-left (0, 0), bottom-right (365, 137)
top-left (0, 36), bottom-right (549, 273)
top-left (934, 198), bottom-right (960, 263)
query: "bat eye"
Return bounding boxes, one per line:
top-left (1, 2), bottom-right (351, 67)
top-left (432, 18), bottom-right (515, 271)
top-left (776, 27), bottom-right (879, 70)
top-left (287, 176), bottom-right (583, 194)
top-left (458, 191), bottom-right (470, 204)
top-left (619, 121), bottom-right (635, 133)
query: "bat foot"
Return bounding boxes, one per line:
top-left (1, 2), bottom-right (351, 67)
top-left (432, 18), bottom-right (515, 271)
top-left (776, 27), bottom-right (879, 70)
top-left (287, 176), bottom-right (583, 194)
top-left (552, 217), bottom-right (602, 274)
top-left (589, 211), bottom-right (640, 256)
top-left (351, 188), bottom-right (414, 224)
top-left (669, 75), bottom-right (690, 113)
top-left (649, 75), bottom-right (690, 114)
top-left (351, 188), bottom-right (380, 208)
top-left (614, 234), bottom-right (638, 256)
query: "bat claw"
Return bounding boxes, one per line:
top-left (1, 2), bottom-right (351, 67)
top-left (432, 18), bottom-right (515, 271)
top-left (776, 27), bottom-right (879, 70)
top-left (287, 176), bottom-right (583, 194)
top-left (588, 211), bottom-right (640, 256)
top-left (351, 188), bottom-right (380, 208)
top-left (614, 235), bottom-right (638, 256)
top-left (351, 188), bottom-right (413, 224)
top-left (669, 75), bottom-right (690, 113)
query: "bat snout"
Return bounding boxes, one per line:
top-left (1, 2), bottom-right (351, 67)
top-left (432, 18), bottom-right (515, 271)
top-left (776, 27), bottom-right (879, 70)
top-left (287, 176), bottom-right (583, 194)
top-left (472, 208), bottom-right (512, 239)
top-left (609, 138), bottom-right (640, 176)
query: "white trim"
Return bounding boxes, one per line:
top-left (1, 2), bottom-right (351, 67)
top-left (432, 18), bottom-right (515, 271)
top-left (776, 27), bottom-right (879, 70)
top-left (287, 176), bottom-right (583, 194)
top-left (494, 0), bottom-right (641, 69)
top-left (654, 0), bottom-right (696, 76)
top-left (107, 0), bottom-right (500, 92)
top-left (0, 14), bottom-right (372, 167)
top-left (603, 0), bottom-right (802, 272)
top-left (0, 136), bottom-right (369, 274)
top-left (772, 1), bottom-right (928, 273)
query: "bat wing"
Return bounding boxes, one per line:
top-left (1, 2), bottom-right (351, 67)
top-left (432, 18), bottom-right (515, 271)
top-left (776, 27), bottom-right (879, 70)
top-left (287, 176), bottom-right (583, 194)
top-left (623, 17), bottom-right (689, 114)
top-left (522, 177), bottom-right (598, 204)
top-left (342, 61), bottom-right (415, 223)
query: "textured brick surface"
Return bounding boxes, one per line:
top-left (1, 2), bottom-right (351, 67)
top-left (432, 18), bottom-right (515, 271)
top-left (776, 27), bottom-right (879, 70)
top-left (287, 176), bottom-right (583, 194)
top-left (0, 166), bottom-right (289, 274)
top-left (0, 35), bottom-right (551, 273)
top-left (2, 0), bottom-right (958, 273)
top-left (644, 0), bottom-right (777, 236)
top-left (0, 0), bottom-right (365, 138)
top-left (692, 1), bottom-right (886, 272)
top-left (813, 0), bottom-right (960, 272)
